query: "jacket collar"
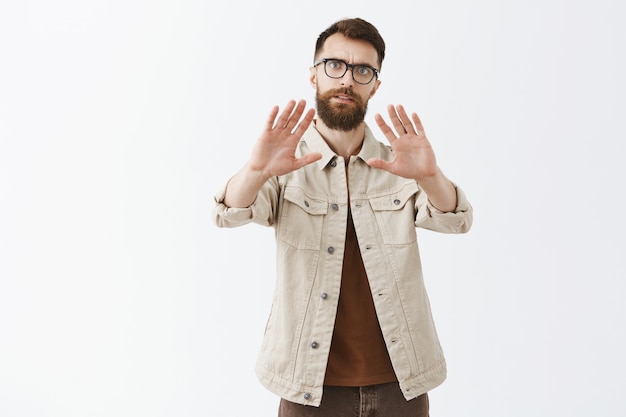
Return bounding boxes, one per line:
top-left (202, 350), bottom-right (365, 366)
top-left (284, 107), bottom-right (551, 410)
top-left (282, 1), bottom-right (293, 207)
top-left (302, 121), bottom-right (384, 170)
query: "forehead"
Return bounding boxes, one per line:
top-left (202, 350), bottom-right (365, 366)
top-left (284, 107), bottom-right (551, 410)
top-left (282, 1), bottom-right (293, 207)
top-left (318, 33), bottom-right (379, 66)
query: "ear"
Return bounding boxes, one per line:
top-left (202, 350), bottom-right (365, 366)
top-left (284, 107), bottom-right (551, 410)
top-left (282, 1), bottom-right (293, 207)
top-left (309, 66), bottom-right (318, 89)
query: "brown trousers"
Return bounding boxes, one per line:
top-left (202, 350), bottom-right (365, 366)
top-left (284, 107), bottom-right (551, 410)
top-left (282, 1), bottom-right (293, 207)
top-left (278, 383), bottom-right (429, 417)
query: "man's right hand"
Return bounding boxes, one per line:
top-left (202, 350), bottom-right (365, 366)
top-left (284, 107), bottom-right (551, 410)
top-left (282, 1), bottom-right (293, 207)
top-left (247, 99), bottom-right (322, 179)
top-left (223, 100), bottom-right (322, 208)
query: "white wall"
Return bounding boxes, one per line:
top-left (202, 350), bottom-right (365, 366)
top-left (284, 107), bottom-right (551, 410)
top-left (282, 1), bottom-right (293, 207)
top-left (1, 1), bottom-right (624, 416)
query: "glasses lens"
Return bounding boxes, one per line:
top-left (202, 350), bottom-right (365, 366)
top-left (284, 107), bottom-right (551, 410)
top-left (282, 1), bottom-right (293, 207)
top-left (325, 60), bottom-right (347, 78)
top-left (353, 65), bottom-right (374, 84)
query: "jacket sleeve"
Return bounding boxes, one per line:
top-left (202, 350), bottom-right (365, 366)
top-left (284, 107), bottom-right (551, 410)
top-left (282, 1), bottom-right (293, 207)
top-left (213, 176), bottom-right (280, 228)
top-left (414, 183), bottom-right (473, 233)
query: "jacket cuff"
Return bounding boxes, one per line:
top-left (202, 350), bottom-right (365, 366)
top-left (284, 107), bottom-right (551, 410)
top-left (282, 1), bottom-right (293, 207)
top-left (420, 184), bottom-right (473, 233)
top-left (213, 182), bottom-right (255, 227)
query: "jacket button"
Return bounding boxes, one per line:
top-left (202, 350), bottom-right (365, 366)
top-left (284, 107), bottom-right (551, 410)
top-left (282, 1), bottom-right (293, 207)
top-left (331, 203), bottom-right (338, 211)
top-left (311, 341), bottom-right (319, 349)
top-left (304, 393), bottom-right (312, 400)
top-left (329, 159), bottom-right (337, 167)
top-left (321, 292), bottom-right (328, 299)
top-left (393, 199), bottom-right (401, 205)
top-left (327, 246), bottom-right (334, 254)
top-left (304, 200), bottom-right (310, 207)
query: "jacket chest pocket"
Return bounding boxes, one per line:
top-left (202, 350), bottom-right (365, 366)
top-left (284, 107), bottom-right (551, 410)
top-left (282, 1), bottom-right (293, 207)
top-left (368, 184), bottom-right (419, 245)
top-left (278, 187), bottom-right (328, 249)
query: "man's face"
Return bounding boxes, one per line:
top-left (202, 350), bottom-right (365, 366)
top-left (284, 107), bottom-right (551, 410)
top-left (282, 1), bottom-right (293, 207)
top-left (310, 33), bottom-right (381, 131)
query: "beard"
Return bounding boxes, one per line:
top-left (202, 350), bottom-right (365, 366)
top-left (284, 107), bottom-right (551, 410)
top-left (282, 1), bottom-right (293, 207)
top-left (315, 87), bottom-right (368, 132)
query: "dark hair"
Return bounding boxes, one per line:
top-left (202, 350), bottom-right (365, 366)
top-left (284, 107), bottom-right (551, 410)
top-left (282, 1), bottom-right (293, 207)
top-left (314, 18), bottom-right (386, 68)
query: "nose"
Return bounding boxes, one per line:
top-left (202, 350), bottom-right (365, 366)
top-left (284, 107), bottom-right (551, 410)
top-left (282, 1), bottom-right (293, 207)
top-left (340, 67), bottom-right (354, 87)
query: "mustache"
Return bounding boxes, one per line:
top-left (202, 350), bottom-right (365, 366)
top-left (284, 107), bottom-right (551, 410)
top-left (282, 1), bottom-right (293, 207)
top-left (330, 87), bottom-right (354, 97)
top-left (321, 87), bottom-right (362, 104)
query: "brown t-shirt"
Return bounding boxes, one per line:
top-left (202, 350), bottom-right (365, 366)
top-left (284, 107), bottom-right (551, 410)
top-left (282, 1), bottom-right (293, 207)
top-left (324, 206), bottom-right (397, 386)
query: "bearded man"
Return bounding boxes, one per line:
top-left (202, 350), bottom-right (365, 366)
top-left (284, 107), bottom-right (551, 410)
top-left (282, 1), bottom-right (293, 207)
top-left (213, 17), bottom-right (473, 417)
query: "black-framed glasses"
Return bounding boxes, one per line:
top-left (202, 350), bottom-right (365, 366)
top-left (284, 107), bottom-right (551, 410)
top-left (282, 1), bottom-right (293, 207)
top-left (313, 58), bottom-right (379, 85)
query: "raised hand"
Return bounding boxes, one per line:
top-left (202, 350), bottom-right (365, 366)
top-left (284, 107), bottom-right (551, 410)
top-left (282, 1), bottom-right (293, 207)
top-left (366, 104), bottom-right (438, 181)
top-left (223, 100), bottom-right (321, 208)
top-left (367, 104), bottom-right (457, 211)
top-left (248, 100), bottom-right (322, 179)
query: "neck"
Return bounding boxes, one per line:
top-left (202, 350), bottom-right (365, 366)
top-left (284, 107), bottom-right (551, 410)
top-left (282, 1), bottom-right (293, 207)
top-left (314, 119), bottom-right (365, 159)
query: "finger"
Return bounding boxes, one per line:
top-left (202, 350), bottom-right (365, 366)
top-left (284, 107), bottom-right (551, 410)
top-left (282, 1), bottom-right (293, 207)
top-left (386, 104), bottom-right (407, 135)
top-left (265, 105), bottom-right (280, 131)
top-left (411, 112), bottom-right (425, 135)
top-left (293, 152), bottom-right (323, 170)
top-left (374, 113), bottom-right (397, 144)
top-left (284, 100), bottom-right (307, 131)
top-left (291, 108), bottom-right (315, 137)
top-left (366, 157), bottom-right (393, 173)
top-left (395, 105), bottom-right (417, 135)
top-left (272, 100), bottom-right (297, 130)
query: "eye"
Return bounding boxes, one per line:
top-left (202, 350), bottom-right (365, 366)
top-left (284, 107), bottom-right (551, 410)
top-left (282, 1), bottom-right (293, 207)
top-left (355, 65), bottom-right (372, 76)
top-left (327, 60), bottom-right (344, 70)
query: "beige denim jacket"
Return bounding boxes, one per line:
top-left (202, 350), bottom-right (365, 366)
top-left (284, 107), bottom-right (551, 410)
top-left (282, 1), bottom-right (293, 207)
top-left (213, 123), bottom-right (473, 407)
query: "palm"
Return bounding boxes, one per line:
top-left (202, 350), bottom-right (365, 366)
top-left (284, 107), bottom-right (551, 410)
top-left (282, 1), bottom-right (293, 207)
top-left (367, 105), bottom-right (438, 180)
top-left (248, 100), bottom-right (321, 177)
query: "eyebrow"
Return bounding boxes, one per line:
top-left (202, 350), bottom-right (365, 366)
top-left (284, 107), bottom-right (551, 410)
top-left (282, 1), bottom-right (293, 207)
top-left (327, 57), bottom-right (378, 70)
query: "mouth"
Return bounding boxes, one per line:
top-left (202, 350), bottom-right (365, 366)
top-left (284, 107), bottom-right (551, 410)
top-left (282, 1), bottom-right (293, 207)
top-left (333, 93), bottom-right (355, 104)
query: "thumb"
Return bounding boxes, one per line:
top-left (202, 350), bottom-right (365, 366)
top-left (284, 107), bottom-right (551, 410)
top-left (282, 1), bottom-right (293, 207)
top-left (366, 158), bottom-right (392, 172)
top-left (294, 152), bottom-right (323, 170)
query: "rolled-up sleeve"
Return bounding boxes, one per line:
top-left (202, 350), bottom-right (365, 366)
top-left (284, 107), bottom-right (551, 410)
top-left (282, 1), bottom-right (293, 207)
top-left (213, 177), bottom-right (280, 228)
top-left (415, 184), bottom-right (473, 233)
